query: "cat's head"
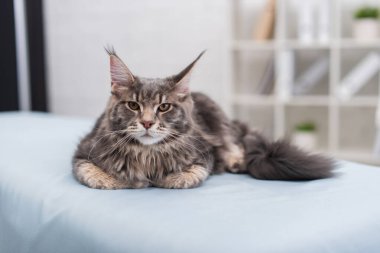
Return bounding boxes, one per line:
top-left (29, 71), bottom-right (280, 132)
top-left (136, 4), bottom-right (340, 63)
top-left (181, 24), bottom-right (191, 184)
top-left (105, 47), bottom-right (204, 145)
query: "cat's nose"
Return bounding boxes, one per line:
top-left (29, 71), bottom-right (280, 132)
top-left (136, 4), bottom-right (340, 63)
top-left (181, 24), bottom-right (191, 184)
top-left (141, 120), bottom-right (154, 129)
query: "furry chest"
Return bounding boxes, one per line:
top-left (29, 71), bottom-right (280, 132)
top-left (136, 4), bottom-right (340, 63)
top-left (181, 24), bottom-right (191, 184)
top-left (111, 148), bottom-right (194, 180)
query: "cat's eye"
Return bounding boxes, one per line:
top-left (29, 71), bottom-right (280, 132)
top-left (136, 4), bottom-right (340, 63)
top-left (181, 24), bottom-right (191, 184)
top-left (127, 101), bottom-right (140, 111)
top-left (158, 103), bottom-right (171, 112)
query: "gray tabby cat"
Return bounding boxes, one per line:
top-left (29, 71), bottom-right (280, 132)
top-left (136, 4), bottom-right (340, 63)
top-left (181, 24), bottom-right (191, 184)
top-left (72, 48), bottom-right (334, 189)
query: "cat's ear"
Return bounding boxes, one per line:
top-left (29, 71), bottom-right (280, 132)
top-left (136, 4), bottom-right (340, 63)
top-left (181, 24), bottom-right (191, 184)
top-left (172, 50), bottom-right (205, 97)
top-left (105, 46), bottom-right (135, 92)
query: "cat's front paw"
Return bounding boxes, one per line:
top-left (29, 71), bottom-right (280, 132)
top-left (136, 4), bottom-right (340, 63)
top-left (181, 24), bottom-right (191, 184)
top-left (155, 165), bottom-right (209, 189)
top-left (74, 161), bottom-right (150, 190)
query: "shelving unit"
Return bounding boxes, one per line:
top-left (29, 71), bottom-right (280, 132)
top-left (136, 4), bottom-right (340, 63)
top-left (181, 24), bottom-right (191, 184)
top-left (228, 0), bottom-right (380, 165)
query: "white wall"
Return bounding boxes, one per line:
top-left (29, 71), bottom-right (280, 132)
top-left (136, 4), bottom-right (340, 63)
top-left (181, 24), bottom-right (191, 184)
top-left (44, 0), bottom-right (230, 117)
top-left (44, 0), bottom-right (374, 118)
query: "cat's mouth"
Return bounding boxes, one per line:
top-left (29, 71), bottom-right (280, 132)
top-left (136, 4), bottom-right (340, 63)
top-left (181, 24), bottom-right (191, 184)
top-left (137, 133), bottom-right (165, 145)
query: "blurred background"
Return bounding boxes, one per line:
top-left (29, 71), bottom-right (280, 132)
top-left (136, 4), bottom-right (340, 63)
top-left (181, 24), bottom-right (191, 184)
top-left (2, 0), bottom-right (380, 164)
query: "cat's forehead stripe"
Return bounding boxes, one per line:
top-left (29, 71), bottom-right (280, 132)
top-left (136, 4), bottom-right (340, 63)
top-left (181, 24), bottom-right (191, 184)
top-left (158, 93), bottom-right (162, 104)
top-left (129, 79), bottom-right (170, 104)
top-left (141, 89), bottom-right (147, 101)
top-left (136, 92), bottom-right (139, 102)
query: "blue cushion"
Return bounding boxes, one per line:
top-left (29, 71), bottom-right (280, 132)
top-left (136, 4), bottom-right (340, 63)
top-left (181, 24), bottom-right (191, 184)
top-left (1, 112), bottom-right (380, 253)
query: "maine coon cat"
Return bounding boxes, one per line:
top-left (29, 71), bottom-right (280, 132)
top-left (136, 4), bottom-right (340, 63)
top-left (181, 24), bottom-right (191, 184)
top-left (72, 48), bottom-right (334, 189)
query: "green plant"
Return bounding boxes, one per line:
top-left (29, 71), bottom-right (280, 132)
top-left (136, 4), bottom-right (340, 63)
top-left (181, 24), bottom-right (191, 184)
top-left (295, 122), bottom-right (316, 132)
top-left (354, 7), bottom-right (379, 19)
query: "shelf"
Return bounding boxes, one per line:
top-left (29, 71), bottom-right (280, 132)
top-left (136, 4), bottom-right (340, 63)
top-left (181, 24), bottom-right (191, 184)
top-left (231, 95), bottom-right (379, 107)
top-left (231, 40), bottom-right (275, 51)
top-left (339, 39), bottom-right (380, 49)
top-left (284, 39), bottom-right (380, 49)
top-left (229, 0), bottom-right (380, 165)
top-left (284, 40), bottom-right (331, 50)
top-left (338, 96), bottom-right (378, 107)
top-left (287, 95), bottom-right (330, 106)
top-left (231, 94), bottom-right (275, 106)
top-left (231, 39), bottom-right (380, 51)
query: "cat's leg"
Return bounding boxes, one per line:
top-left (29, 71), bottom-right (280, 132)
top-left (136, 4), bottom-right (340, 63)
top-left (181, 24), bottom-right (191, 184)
top-left (73, 159), bottom-right (149, 189)
top-left (153, 165), bottom-right (209, 189)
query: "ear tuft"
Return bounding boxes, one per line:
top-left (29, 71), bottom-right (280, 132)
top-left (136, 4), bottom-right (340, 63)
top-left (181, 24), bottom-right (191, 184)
top-left (104, 45), bottom-right (116, 56)
top-left (105, 46), bottom-right (135, 89)
top-left (173, 50), bottom-right (206, 97)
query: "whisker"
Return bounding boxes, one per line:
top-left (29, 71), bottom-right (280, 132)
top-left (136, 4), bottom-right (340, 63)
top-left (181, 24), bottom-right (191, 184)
top-left (87, 129), bottom-right (129, 160)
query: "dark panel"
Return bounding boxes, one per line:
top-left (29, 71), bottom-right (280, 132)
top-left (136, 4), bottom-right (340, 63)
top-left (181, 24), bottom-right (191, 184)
top-left (26, 0), bottom-right (48, 111)
top-left (0, 0), bottom-right (19, 111)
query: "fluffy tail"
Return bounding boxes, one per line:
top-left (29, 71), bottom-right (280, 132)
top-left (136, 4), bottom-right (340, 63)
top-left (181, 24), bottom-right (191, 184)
top-left (232, 121), bottom-right (335, 180)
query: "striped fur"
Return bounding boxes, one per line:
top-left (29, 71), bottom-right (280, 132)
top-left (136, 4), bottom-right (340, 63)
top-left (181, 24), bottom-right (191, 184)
top-left (72, 51), bottom-right (335, 190)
